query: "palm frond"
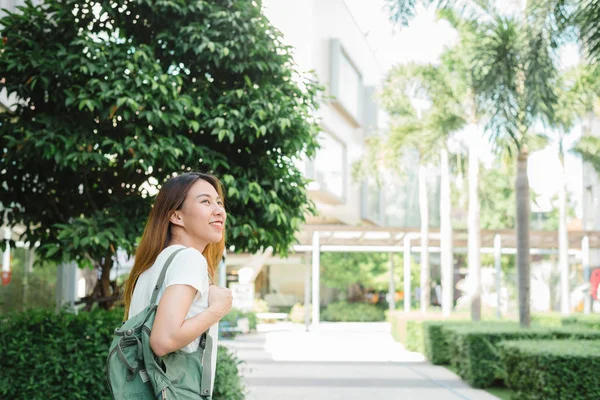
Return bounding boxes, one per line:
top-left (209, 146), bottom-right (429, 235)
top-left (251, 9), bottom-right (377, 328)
top-left (523, 0), bottom-right (567, 127)
top-left (472, 16), bottom-right (524, 148)
top-left (385, 0), bottom-right (425, 27)
top-left (575, 0), bottom-right (600, 63)
top-left (551, 65), bottom-right (593, 132)
top-left (526, 0), bottom-right (574, 48)
top-left (572, 135), bottom-right (600, 174)
top-left (523, 32), bottom-right (559, 126)
top-left (385, 0), bottom-right (494, 27)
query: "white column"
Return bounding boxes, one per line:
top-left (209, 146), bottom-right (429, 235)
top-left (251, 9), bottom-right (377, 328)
top-left (388, 252), bottom-right (395, 311)
top-left (304, 253), bottom-right (311, 331)
top-left (440, 147), bottom-right (453, 318)
top-left (404, 235), bottom-right (412, 313)
top-left (219, 249), bottom-right (227, 287)
top-left (494, 234), bottom-right (502, 319)
top-left (56, 261), bottom-right (78, 314)
top-left (311, 232), bottom-right (320, 326)
top-left (583, 235), bottom-right (591, 314)
top-left (1, 227), bottom-right (10, 277)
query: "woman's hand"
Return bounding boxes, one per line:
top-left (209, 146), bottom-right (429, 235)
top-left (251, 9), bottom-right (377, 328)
top-left (208, 285), bottom-right (233, 317)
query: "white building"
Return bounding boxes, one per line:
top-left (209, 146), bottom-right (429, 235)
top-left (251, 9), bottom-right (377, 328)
top-left (227, 0), bottom-right (389, 311)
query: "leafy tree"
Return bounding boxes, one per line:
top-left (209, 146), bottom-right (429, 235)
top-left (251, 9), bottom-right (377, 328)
top-left (321, 252), bottom-right (389, 293)
top-left (0, 0), bottom-right (321, 307)
top-left (320, 252), bottom-right (420, 301)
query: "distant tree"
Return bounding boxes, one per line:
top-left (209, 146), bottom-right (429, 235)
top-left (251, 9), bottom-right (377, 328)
top-left (320, 252), bottom-right (419, 301)
top-left (386, 0), bottom-right (568, 327)
top-left (0, 0), bottom-right (322, 308)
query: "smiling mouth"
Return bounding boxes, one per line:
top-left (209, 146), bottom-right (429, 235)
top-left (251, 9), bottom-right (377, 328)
top-left (210, 222), bottom-right (223, 227)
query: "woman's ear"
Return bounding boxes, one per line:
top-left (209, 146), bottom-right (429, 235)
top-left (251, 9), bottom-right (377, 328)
top-left (169, 211), bottom-right (184, 227)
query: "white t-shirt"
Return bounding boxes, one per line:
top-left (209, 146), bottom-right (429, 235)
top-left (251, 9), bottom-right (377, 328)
top-left (128, 245), bottom-right (219, 391)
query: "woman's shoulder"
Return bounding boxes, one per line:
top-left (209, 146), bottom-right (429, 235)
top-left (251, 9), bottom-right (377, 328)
top-left (162, 246), bottom-right (209, 289)
top-left (160, 245), bottom-right (208, 274)
top-left (158, 245), bottom-right (206, 261)
top-left (175, 246), bottom-right (207, 264)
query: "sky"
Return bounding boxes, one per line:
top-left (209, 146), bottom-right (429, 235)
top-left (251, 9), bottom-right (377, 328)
top-left (344, 0), bottom-right (584, 216)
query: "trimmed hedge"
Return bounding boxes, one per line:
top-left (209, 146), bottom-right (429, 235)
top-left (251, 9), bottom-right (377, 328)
top-left (405, 320), bottom-right (425, 353)
top-left (387, 311), bottom-right (472, 351)
top-left (446, 324), bottom-right (600, 388)
top-left (0, 308), bottom-right (245, 399)
top-left (562, 314), bottom-right (600, 330)
top-left (423, 321), bottom-right (515, 365)
top-left (531, 313), bottom-right (563, 327)
top-left (423, 321), bottom-right (460, 364)
top-left (500, 340), bottom-right (600, 400)
top-left (321, 301), bottom-right (385, 322)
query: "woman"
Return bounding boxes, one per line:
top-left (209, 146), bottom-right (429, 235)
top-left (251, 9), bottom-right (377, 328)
top-left (122, 172), bottom-right (232, 398)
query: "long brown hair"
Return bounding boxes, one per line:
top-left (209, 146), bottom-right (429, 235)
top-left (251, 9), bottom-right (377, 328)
top-left (123, 172), bottom-right (226, 319)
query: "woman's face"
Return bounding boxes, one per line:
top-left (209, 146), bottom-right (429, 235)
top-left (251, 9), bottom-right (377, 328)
top-left (176, 179), bottom-right (226, 246)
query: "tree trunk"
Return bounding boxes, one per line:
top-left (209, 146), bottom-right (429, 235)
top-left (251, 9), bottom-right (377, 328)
top-left (558, 146), bottom-right (570, 315)
top-left (440, 147), bottom-right (453, 317)
top-left (419, 163), bottom-right (430, 313)
top-left (516, 149), bottom-right (531, 328)
top-left (468, 137), bottom-right (481, 321)
top-left (87, 251), bottom-right (116, 311)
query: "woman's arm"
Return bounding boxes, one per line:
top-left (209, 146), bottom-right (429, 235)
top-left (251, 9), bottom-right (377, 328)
top-left (150, 284), bottom-right (227, 356)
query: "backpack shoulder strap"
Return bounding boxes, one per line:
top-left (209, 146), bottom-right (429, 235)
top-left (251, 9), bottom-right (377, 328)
top-left (150, 247), bottom-right (186, 305)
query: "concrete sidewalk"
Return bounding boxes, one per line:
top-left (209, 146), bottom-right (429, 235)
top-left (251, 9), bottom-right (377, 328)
top-left (223, 322), bottom-right (499, 400)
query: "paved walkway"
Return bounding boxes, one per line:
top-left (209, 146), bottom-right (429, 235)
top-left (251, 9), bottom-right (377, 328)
top-left (222, 322), bottom-right (499, 400)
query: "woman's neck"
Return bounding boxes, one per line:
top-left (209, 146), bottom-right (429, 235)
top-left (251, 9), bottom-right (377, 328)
top-left (167, 234), bottom-right (207, 253)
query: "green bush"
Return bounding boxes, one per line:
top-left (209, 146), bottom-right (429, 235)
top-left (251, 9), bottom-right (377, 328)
top-left (0, 308), bottom-right (245, 399)
top-left (221, 308), bottom-right (258, 331)
top-left (0, 248), bottom-right (57, 313)
top-left (388, 311), bottom-right (472, 351)
top-left (423, 321), bottom-right (458, 364)
top-left (321, 301), bottom-right (386, 322)
top-left (446, 324), bottom-right (600, 388)
top-left (562, 314), bottom-right (600, 330)
top-left (423, 321), bottom-right (517, 366)
top-left (531, 313), bottom-right (563, 328)
top-left (405, 320), bottom-right (425, 352)
top-left (423, 321), bottom-right (465, 364)
top-left (500, 340), bottom-right (600, 400)
top-left (213, 346), bottom-right (246, 400)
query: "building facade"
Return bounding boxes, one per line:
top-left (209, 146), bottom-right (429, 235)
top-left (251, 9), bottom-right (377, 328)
top-left (227, 0), bottom-right (389, 310)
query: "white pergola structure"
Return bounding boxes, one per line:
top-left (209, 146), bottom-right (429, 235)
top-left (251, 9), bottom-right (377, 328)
top-left (292, 224), bottom-right (600, 326)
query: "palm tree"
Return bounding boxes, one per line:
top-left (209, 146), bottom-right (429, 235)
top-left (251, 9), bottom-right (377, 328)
top-left (560, 65), bottom-right (600, 312)
top-left (437, 15), bottom-right (487, 321)
top-left (386, 0), bottom-right (564, 327)
top-left (379, 63), bottom-right (465, 314)
top-left (549, 68), bottom-right (587, 315)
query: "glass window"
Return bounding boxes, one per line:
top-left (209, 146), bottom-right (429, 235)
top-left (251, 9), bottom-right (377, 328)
top-left (362, 178), bottom-right (382, 223)
top-left (312, 132), bottom-right (345, 199)
top-left (338, 52), bottom-right (361, 120)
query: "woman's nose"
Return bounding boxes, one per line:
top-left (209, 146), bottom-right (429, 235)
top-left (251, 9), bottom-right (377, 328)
top-left (213, 205), bottom-right (225, 216)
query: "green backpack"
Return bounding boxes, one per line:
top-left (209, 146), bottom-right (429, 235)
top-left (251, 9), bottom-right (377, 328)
top-left (106, 248), bottom-right (214, 399)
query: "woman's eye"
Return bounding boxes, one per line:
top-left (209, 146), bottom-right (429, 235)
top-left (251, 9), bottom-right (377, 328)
top-left (202, 199), bottom-right (210, 204)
